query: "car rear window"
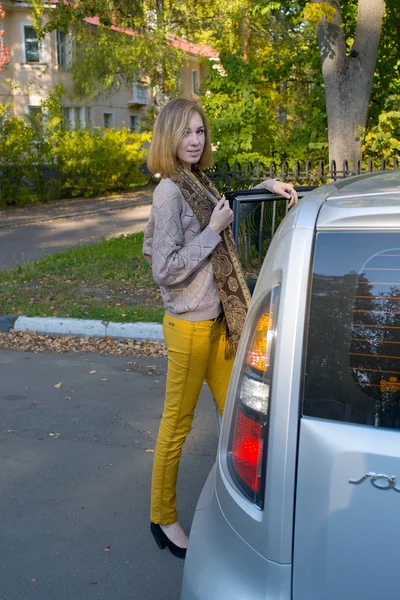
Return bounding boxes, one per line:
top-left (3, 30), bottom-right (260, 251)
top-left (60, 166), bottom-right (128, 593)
top-left (303, 232), bottom-right (400, 429)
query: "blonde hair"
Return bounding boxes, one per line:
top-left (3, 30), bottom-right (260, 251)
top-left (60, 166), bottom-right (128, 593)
top-left (147, 98), bottom-right (213, 177)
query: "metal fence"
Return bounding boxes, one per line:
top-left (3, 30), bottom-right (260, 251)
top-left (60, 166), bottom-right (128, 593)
top-left (222, 157), bottom-right (399, 271)
top-left (0, 165), bottom-right (60, 205)
top-left (205, 157), bottom-right (399, 190)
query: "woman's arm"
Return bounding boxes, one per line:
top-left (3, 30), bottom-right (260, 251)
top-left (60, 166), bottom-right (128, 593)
top-left (254, 178), bottom-right (299, 208)
top-left (143, 182), bottom-right (221, 287)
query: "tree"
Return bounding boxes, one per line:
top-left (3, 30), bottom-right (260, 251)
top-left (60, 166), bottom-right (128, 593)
top-left (310, 0), bottom-right (386, 168)
top-left (29, 0), bottom-right (232, 106)
top-left (0, 3), bottom-right (10, 70)
top-left (29, 0), bottom-right (399, 165)
top-left (201, 1), bottom-right (328, 165)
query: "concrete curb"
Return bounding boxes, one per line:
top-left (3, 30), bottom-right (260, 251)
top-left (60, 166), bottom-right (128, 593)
top-left (2, 315), bottom-right (165, 343)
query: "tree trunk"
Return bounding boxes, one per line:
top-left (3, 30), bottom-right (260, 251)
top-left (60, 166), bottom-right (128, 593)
top-left (313, 0), bottom-right (386, 171)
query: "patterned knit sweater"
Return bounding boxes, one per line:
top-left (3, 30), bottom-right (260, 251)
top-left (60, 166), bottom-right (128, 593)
top-left (142, 177), bottom-right (276, 321)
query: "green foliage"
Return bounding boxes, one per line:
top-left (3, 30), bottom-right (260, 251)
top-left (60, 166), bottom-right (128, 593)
top-left (0, 111), bottom-right (56, 205)
top-left (203, 52), bottom-right (275, 162)
top-left (362, 96), bottom-right (400, 162)
top-left (55, 127), bottom-right (151, 198)
top-left (26, 0), bottom-right (400, 168)
top-left (29, 0), bottom-right (200, 99)
top-left (0, 87), bottom-right (150, 205)
top-left (70, 24), bottom-right (183, 100)
top-left (302, 2), bottom-right (336, 24)
top-left (368, 0), bottom-right (400, 127)
top-left (201, 3), bottom-right (328, 166)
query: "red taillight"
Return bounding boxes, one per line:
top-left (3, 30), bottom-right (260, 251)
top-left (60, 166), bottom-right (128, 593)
top-left (231, 408), bottom-right (264, 493)
top-left (227, 284), bottom-right (280, 508)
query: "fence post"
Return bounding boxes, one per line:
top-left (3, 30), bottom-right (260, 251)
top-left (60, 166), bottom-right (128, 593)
top-left (305, 160), bottom-right (312, 181)
top-left (331, 160), bottom-right (337, 181)
top-left (319, 160), bottom-right (325, 184)
top-left (294, 161), bottom-right (300, 183)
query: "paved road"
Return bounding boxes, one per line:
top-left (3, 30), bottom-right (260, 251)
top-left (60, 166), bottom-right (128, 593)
top-left (0, 349), bottom-right (217, 600)
top-left (0, 204), bottom-right (152, 270)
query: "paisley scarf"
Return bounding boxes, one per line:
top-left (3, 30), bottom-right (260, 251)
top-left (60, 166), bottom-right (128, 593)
top-left (172, 164), bottom-right (251, 357)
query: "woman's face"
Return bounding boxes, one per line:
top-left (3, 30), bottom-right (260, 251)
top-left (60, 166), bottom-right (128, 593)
top-left (176, 111), bottom-right (205, 169)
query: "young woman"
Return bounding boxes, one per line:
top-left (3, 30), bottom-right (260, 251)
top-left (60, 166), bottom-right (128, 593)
top-left (143, 98), bottom-right (298, 559)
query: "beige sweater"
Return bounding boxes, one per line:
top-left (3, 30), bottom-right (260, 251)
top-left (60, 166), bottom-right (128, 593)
top-left (142, 177), bottom-right (276, 321)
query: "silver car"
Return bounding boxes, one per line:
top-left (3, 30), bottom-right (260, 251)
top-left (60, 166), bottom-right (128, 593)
top-left (181, 171), bottom-right (400, 600)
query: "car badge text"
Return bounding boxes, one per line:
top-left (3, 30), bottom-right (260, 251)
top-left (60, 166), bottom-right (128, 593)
top-left (349, 472), bottom-right (400, 492)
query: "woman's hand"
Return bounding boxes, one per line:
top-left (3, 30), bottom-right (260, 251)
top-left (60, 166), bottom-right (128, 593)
top-left (209, 197), bottom-right (234, 234)
top-left (272, 181), bottom-right (299, 209)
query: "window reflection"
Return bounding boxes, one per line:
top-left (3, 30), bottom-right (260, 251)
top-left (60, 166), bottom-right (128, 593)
top-left (350, 250), bottom-right (400, 428)
top-left (304, 233), bottom-right (400, 430)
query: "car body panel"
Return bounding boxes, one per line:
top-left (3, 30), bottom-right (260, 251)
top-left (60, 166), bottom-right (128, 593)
top-left (213, 181), bottom-right (334, 564)
top-left (182, 466), bottom-right (292, 600)
top-left (293, 418), bottom-right (400, 600)
top-left (327, 171), bottom-right (400, 198)
top-left (317, 197), bottom-right (400, 230)
top-left (181, 172), bottom-right (400, 600)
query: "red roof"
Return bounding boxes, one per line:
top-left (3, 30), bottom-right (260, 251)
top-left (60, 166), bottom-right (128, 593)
top-left (84, 17), bottom-right (218, 59)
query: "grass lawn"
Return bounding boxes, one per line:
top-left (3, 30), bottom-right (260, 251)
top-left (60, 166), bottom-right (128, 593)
top-left (0, 232), bottom-right (165, 323)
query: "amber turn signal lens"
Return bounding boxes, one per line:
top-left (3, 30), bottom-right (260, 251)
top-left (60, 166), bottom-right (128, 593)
top-left (247, 310), bottom-right (273, 372)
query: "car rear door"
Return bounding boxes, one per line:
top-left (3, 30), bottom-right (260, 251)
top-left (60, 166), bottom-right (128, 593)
top-left (293, 207), bottom-right (400, 599)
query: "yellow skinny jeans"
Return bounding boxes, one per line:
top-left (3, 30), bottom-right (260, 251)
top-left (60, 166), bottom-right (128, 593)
top-left (150, 313), bottom-right (234, 525)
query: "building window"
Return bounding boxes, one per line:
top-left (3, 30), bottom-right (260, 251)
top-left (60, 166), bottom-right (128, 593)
top-left (28, 105), bottom-right (44, 134)
top-left (130, 115), bottom-right (139, 133)
top-left (24, 25), bottom-right (40, 63)
top-left (63, 107), bottom-right (72, 129)
top-left (85, 107), bottom-right (92, 127)
top-left (192, 70), bottom-right (199, 95)
top-left (28, 105), bottom-right (42, 119)
top-left (103, 112), bottom-right (114, 128)
top-left (57, 30), bottom-right (69, 68)
top-left (132, 82), bottom-right (149, 105)
top-left (63, 107), bottom-right (87, 129)
top-left (74, 107), bottom-right (85, 129)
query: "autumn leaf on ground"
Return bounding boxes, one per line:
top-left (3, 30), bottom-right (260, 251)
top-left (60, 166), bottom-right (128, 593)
top-left (54, 382), bottom-right (63, 388)
top-left (103, 546), bottom-right (111, 552)
top-left (30, 578), bottom-right (37, 583)
top-left (0, 331), bottom-right (167, 358)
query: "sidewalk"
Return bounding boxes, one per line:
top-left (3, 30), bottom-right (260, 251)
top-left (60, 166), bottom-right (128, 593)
top-left (0, 185), bottom-right (165, 344)
top-left (0, 185), bottom-right (155, 229)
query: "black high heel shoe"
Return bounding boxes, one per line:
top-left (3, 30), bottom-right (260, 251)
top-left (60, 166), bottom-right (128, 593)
top-left (150, 522), bottom-right (187, 559)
